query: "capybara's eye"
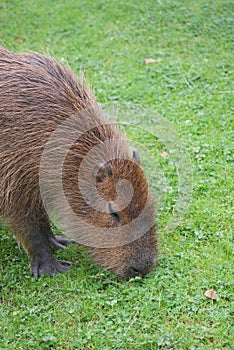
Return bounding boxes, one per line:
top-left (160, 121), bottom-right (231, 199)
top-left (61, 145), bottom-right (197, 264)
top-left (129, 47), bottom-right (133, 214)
top-left (96, 162), bottom-right (112, 183)
top-left (108, 203), bottom-right (121, 223)
top-left (110, 211), bottom-right (121, 222)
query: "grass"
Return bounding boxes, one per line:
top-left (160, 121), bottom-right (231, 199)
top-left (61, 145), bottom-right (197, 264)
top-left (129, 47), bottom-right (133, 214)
top-left (0, 0), bottom-right (233, 349)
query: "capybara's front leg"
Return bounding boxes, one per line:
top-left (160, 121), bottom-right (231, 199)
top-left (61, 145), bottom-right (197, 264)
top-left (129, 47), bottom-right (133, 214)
top-left (29, 236), bottom-right (71, 278)
top-left (10, 214), bottom-right (71, 277)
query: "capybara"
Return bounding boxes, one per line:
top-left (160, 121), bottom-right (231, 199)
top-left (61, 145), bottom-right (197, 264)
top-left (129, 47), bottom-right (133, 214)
top-left (0, 47), bottom-right (157, 279)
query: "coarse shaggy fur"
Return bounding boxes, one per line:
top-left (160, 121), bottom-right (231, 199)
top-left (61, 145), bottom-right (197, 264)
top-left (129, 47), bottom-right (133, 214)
top-left (0, 47), bottom-right (157, 279)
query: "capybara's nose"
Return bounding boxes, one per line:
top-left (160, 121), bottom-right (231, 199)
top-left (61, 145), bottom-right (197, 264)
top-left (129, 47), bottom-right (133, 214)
top-left (128, 257), bottom-right (157, 279)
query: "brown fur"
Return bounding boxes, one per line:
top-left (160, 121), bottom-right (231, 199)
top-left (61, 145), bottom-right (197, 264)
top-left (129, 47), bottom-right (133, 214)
top-left (0, 47), bottom-right (157, 279)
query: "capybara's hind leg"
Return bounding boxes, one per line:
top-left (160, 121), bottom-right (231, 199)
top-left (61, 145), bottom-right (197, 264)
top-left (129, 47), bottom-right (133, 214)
top-left (10, 213), bottom-right (71, 278)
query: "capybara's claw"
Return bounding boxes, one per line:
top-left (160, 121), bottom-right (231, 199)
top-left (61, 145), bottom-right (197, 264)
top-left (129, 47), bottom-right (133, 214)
top-left (49, 235), bottom-right (78, 250)
top-left (58, 259), bottom-right (72, 266)
top-left (30, 254), bottom-right (70, 278)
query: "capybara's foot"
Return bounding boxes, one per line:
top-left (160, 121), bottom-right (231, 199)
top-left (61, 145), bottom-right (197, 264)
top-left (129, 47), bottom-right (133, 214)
top-left (49, 234), bottom-right (78, 250)
top-left (30, 253), bottom-right (71, 278)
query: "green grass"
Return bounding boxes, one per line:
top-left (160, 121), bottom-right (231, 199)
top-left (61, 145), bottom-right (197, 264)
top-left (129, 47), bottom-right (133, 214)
top-left (0, 0), bottom-right (233, 349)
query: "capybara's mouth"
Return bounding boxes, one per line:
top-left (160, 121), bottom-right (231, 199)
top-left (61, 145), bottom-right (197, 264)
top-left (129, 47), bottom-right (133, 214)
top-left (114, 257), bottom-right (157, 280)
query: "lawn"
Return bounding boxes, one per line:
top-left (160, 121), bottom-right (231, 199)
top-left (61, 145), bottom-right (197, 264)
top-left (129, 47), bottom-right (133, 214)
top-left (0, 0), bottom-right (233, 349)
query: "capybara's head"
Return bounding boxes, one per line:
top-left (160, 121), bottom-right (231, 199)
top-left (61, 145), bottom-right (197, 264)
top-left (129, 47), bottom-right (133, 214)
top-left (86, 152), bottom-right (157, 279)
top-left (61, 127), bottom-right (158, 279)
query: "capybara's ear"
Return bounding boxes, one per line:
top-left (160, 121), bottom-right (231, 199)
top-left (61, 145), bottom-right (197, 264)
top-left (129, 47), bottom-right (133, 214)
top-left (96, 162), bottom-right (112, 183)
top-left (133, 150), bottom-right (140, 164)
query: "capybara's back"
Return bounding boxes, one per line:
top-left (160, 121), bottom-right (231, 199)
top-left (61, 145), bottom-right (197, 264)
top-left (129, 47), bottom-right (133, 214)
top-left (0, 47), bottom-right (157, 279)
